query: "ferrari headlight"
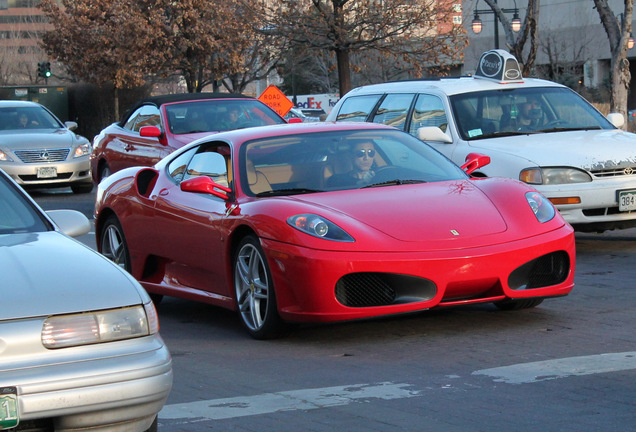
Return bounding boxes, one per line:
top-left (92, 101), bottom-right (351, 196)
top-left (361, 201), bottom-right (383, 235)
top-left (288, 214), bottom-right (354, 242)
top-left (0, 149), bottom-right (13, 162)
top-left (42, 303), bottom-right (159, 349)
top-left (73, 142), bottom-right (91, 158)
top-left (526, 191), bottom-right (556, 223)
top-left (520, 167), bottom-right (592, 185)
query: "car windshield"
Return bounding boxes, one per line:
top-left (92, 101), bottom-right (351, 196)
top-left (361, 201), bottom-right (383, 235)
top-left (0, 106), bottom-right (63, 131)
top-left (449, 87), bottom-right (614, 140)
top-left (165, 99), bottom-right (285, 135)
top-left (241, 129), bottom-right (468, 196)
top-left (0, 174), bottom-right (50, 235)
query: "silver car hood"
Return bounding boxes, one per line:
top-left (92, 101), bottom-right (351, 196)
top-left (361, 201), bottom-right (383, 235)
top-left (0, 129), bottom-right (78, 149)
top-left (0, 231), bottom-right (144, 320)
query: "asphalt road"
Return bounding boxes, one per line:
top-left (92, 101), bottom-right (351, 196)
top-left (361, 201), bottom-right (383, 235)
top-left (32, 187), bottom-right (636, 432)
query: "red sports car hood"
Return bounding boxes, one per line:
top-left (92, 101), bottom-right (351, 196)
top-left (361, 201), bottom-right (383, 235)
top-left (292, 180), bottom-right (508, 241)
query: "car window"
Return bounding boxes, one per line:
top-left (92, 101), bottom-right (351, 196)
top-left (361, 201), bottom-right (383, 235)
top-left (409, 94), bottom-right (448, 135)
top-left (0, 174), bottom-right (49, 234)
top-left (450, 87), bottom-right (614, 140)
top-left (167, 146), bottom-right (199, 182)
top-left (165, 100), bottom-right (284, 135)
top-left (123, 106), bottom-right (144, 131)
top-left (241, 129), bottom-right (467, 196)
top-left (335, 95), bottom-right (382, 121)
top-left (183, 144), bottom-right (231, 188)
top-left (131, 105), bottom-right (161, 132)
top-left (371, 93), bottom-right (415, 130)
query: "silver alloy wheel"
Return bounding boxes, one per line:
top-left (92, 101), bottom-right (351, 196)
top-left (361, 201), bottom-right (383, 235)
top-left (234, 242), bottom-right (270, 332)
top-left (102, 222), bottom-right (128, 270)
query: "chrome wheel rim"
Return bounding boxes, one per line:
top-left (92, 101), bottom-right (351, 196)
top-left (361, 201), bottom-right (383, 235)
top-left (235, 243), bottom-right (269, 331)
top-left (102, 224), bottom-right (127, 270)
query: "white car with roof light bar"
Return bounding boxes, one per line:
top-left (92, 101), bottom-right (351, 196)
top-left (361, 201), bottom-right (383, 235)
top-left (0, 168), bottom-right (172, 431)
top-left (327, 49), bottom-right (636, 232)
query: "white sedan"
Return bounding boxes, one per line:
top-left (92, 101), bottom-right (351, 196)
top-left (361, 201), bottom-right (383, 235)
top-left (327, 49), bottom-right (636, 232)
top-left (0, 169), bottom-right (172, 431)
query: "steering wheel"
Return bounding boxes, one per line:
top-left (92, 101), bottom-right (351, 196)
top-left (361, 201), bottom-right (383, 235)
top-left (542, 119), bottom-right (568, 128)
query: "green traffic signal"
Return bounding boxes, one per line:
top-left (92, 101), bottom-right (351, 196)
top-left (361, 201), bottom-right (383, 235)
top-left (37, 62), bottom-right (51, 78)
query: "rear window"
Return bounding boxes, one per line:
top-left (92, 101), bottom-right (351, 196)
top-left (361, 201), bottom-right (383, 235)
top-left (335, 95), bottom-right (382, 122)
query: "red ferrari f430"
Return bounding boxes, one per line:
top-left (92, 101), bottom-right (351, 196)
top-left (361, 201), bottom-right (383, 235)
top-left (95, 122), bottom-right (575, 339)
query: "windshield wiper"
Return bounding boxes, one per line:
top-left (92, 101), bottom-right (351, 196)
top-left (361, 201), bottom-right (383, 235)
top-left (536, 126), bottom-right (603, 133)
top-left (256, 188), bottom-right (322, 197)
top-left (474, 131), bottom-right (539, 139)
top-left (361, 179), bottom-right (426, 189)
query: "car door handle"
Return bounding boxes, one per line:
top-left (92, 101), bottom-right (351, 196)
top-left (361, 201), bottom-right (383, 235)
top-left (159, 188), bottom-right (169, 196)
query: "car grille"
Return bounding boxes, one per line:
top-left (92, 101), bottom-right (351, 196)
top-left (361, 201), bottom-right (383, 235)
top-left (18, 172), bottom-right (73, 181)
top-left (590, 165), bottom-right (636, 177)
top-left (335, 273), bottom-right (437, 307)
top-left (508, 251), bottom-right (570, 290)
top-left (14, 148), bottom-right (70, 163)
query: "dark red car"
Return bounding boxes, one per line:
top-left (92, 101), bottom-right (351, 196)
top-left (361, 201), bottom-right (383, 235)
top-left (90, 93), bottom-right (286, 183)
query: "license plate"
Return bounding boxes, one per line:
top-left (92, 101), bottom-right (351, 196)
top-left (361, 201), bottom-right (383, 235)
top-left (618, 190), bottom-right (636, 211)
top-left (37, 167), bottom-right (57, 179)
top-left (0, 387), bottom-right (18, 430)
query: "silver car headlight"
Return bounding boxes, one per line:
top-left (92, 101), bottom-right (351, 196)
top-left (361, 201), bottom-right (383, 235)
top-left (0, 149), bottom-right (13, 162)
top-left (42, 303), bottom-right (159, 349)
top-left (73, 142), bottom-right (91, 158)
top-left (526, 191), bottom-right (556, 223)
top-left (288, 214), bottom-right (354, 242)
top-left (520, 167), bottom-right (592, 185)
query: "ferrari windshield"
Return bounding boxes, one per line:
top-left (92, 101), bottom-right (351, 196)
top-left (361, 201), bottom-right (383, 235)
top-left (241, 129), bottom-right (468, 196)
top-left (450, 87), bottom-right (614, 140)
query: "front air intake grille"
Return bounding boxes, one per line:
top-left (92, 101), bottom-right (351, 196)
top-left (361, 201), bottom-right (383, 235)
top-left (14, 148), bottom-right (70, 163)
top-left (508, 251), bottom-right (570, 290)
top-left (335, 273), bottom-right (437, 307)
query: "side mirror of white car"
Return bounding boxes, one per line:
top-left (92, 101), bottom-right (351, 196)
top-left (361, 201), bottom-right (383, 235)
top-left (607, 113), bottom-right (625, 128)
top-left (47, 210), bottom-right (91, 237)
top-left (65, 121), bottom-right (78, 131)
top-left (417, 126), bottom-right (453, 143)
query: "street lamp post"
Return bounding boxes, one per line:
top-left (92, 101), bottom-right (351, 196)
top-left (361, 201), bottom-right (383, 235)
top-left (471, 0), bottom-right (521, 49)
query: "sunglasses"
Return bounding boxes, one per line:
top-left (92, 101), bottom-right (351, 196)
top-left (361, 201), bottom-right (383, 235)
top-left (354, 149), bottom-right (376, 158)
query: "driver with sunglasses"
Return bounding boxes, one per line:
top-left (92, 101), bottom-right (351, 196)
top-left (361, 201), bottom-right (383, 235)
top-left (326, 141), bottom-right (376, 188)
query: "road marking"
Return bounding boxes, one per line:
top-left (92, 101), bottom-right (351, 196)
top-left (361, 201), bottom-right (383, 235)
top-left (160, 382), bottom-right (421, 421)
top-left (473, 351), bottom-right (636, 384)
top-left (161, 352), bottom-right (636, 423)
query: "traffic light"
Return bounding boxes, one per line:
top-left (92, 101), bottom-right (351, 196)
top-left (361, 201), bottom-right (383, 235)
top-left (37, 62), bottom-right (51, 78)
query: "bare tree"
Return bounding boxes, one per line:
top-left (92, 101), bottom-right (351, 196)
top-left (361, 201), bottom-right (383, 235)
top-left (0, 14), bottom-right (49, 85)
top-left (40, 0), bottom-right (163, 118)
top-left (264, 0), bottom-right (466, 95)
top-left (480, 0), bottom-right (540, 75)
top-left (593, 0), bottom-right (633, 123)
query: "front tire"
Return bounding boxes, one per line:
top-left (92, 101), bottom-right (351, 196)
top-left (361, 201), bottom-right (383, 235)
top-left (234, 235), bottom-right (286, 339)
top-left (100, 216), bottom-right (131, 272)
top-left (71, 182), bottom-right (94, 194)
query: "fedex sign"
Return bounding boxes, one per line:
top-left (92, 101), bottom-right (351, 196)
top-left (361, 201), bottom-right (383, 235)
top-left (294, 94), bottom-right (340, 111)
